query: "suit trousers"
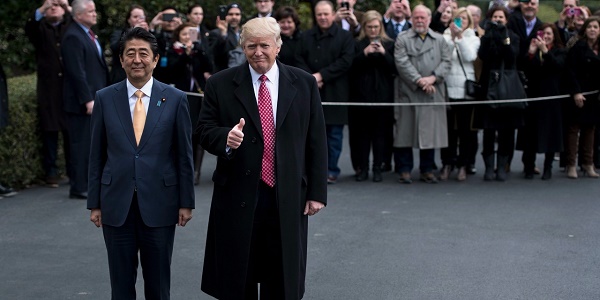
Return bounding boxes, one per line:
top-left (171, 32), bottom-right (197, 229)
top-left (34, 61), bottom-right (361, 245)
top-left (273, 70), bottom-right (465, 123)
top-left (66, 113), bottom-right (90, 194)
top-left (41, 130), bottom-right (71, 178)
top-left (244, 181), bottom-right (285, 300)
top-left (102, 194), bottom-right (176, 300)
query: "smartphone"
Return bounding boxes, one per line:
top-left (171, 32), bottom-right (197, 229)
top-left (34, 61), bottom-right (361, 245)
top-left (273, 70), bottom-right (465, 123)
top-left (454, 17), bottom-right (462, 28)
top-left (536, 30), bottom-right (544, 39)
top-left (218, 5), bottom-right (228, 20)
top-left (372, 37), bottom-right (380, 44)
top-left (341, 2), bottom-right (350, 10)
top-left (162, 13), bottom-right (176, 21)
top-left (518, 0), bottom-right (531, 3)
top-left (189, 28), bottom-right (199, 42)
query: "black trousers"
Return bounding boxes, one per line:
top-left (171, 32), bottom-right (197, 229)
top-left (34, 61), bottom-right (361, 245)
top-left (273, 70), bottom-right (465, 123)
top-left (244, 182), bottom-right (285, 300)
top-left (102, 195), bottom-right (176, 300)
top-left (482, 128), bottom-right (516, 157)
top-left (41, 130), bottom-right (71, 178)
top-left (66, 113), bottom-right (90, 194)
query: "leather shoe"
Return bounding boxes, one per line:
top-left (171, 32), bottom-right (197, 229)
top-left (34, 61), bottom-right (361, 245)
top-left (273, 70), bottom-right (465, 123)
top-left (69, 192), bottom-right (88, 199)
top-left (327, 175), bottom-right (337, 184)
top-left (420, 172), bottom-right (438, 184)
top-left (398, 172), bottom-right (412, 184)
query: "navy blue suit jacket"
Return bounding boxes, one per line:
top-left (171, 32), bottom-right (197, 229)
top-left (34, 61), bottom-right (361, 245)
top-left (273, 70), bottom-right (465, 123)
top-left (88, 79), bottom-right (195, 227)
top-left (61, 20), bottom-right (108, 114)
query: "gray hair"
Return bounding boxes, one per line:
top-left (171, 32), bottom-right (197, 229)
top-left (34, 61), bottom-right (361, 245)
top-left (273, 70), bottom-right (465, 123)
top-left (71, 0), bottom-right (93, 15)
top-left (413, 4), bottom-right (432, 17)
top-left (240, 17), bottom-right (282, 47)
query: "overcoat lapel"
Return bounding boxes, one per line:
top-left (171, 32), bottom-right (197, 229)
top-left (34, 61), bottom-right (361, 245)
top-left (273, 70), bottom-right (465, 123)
top-left (275, 62), bottom-right (296, 130)
top-left (233, 65), bottom-right (263, 140)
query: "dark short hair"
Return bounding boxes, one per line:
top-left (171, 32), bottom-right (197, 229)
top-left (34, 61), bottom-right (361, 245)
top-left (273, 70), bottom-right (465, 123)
top-left (124, 4), bottom-right (146, 29)
top-left (119, 27), bottom-right (159, 59)
top-left (187, 4), bottom-right (202, 15)
top-left (486, 5), bottom-right (509, 20)
top-left (273, 6), bottom-right (301, 28)
top-left (227, 3), bottom-right (242, 14)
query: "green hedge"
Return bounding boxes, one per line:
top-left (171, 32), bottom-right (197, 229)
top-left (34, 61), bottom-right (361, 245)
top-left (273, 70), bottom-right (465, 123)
top-left (0, 74), bottom-right (44, 188)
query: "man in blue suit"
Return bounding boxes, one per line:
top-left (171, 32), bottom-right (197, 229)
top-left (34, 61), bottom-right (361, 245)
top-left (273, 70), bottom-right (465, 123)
top-left (61, 0), bottom-right (108, 199)
top-left (88, 27), bottom-right (195, 299)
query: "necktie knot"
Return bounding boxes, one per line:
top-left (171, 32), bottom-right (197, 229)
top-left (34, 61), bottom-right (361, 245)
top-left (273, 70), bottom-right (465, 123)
top-left (135, 90), bottom-right (144, 100)
top-left (259, 74), bottom-right (268, 83)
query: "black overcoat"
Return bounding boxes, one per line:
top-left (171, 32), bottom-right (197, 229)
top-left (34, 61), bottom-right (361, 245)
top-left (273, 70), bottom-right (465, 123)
top-left (295, 23), bottom-right (354, 125)
top-left (565, 39), bottom-right (600, 125)
top-left (474, 27), bottom-right (524, 129)
top-left (516, 47), bottom-right (567, 153)
top-left (198, 61), bottom-right (328, 300)
top-left (25, 11), bottom-right (71, 131)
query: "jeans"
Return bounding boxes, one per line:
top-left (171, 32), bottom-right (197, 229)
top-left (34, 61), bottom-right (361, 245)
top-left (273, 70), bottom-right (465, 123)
top-left (396, 147), bottom-right (435, 173)
top-left (326, 124), bottom-right (344, 177)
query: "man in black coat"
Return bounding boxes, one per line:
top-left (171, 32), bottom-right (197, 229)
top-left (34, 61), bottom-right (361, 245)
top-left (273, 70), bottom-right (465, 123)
top-left (199, 17), bottom-right (327, 300)
top-left (61, 0), bottom-right (108, 199)
top-left (25, 0), bottom-right (73, 187)
top-left (209, 3), bottom-right (245, 72)
top-left (295, 0), bottom-right (354, 184)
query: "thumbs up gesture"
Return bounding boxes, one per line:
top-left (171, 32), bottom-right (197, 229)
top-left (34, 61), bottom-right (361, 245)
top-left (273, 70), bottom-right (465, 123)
top-left (227, 118), bottom-right (245, 149)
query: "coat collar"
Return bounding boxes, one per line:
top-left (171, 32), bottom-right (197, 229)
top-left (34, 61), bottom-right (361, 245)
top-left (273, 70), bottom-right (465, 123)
top-left (231, 61), bottom-right (297, 140)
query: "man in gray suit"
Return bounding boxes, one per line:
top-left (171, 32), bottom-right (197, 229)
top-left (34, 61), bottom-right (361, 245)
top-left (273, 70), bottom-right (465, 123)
top-left (88, 27), bottom-right (195, 299)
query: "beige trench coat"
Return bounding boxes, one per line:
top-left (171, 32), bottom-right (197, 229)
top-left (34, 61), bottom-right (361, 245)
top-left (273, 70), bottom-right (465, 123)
top-left (393, 29), bottom-right (452, 149)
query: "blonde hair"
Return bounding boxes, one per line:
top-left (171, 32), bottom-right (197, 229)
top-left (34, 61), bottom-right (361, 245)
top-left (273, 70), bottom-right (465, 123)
top-left (357, 10), bottom-right (392, 42)
top-left (453, 7), bottom-right (474, 30)
top-left (240, 17), bottom-right (282, 47)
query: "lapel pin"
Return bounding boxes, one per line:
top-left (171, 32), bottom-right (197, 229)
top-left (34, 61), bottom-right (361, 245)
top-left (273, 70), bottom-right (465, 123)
top-left (157, 98), bottom-right (166, 107)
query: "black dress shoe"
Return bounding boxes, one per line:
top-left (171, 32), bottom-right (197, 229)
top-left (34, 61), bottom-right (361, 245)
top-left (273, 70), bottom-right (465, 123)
top-left (69, 192), bottom-right (88, 199)
top-left (372, 168), bottom-right (382, 182)
top-left (466, 164), bottom-right (477, 175)
top-left (0, 184), bottom-right (17, 197)
top-left (355, 171), bottom-right (368, 182)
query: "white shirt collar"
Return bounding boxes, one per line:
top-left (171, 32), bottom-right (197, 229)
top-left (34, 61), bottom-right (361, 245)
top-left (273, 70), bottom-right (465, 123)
top-left (126, 78), bottom-right (154, 99)
top-left (249, 62), bottom-right (279, 85)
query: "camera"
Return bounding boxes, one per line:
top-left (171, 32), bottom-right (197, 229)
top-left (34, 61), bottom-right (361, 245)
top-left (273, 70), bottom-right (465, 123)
top-left (162, 13), bottom-right (176, 22)
top-left (536, 30), bottom-right (544, 39)
top-left (218, 5), bottom-right (228, 20)
top-left (341, 2), bottom-right (350, 10)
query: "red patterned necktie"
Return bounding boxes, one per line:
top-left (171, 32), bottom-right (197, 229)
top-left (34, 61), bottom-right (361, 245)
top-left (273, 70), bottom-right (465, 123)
top-left (88, 29), bottom-right (96, 43)
top-left (258, 75), bottom-right (276, 187)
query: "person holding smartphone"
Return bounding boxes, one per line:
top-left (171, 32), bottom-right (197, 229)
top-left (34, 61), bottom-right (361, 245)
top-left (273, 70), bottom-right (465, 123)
top-left (348, 10), bottom-right (396, 182)
top-left (515, 23), bottom-right (567, 180)
top-left (439, 7), bottom-right (481, 181)
top-left (334, 0), bottom-right (363, 37)
top-left (148, 7), bottom-right (183, 83)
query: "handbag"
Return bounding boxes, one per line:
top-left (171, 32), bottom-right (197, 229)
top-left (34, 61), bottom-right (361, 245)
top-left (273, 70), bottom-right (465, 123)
top-left (486, 60), bottom-right (528, 109)
top-left (455, 45), bottom-right (481, 98)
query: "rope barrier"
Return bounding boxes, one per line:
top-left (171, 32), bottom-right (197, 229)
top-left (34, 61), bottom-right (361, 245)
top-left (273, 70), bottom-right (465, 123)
top-left (185, 90), bottom-right (599, 106)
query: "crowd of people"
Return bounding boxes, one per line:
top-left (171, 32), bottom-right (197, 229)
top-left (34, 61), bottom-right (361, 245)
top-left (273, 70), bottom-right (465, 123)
top-left (23, 0), bottom-right (600, 194)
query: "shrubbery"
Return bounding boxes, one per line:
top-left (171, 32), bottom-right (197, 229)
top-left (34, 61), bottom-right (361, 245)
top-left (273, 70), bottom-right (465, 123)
top-left (0, 74), bottom-right (44, 188)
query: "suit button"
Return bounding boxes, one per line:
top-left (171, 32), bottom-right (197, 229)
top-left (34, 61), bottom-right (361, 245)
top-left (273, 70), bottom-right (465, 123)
top-left (58, 72), bottom-right (62, 77)
top-left (245, 170), bottom-right (251, 175)
top-left (135, 154), bottom-right (139, 159)
top-left (251, 137), bottom-right (257, 143)
top-left (241, 202), bottom-right (246, 207)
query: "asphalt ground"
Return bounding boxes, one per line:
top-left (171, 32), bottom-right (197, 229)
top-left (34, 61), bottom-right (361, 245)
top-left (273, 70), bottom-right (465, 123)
top-left (2, 139), bottom-right (600, 300)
